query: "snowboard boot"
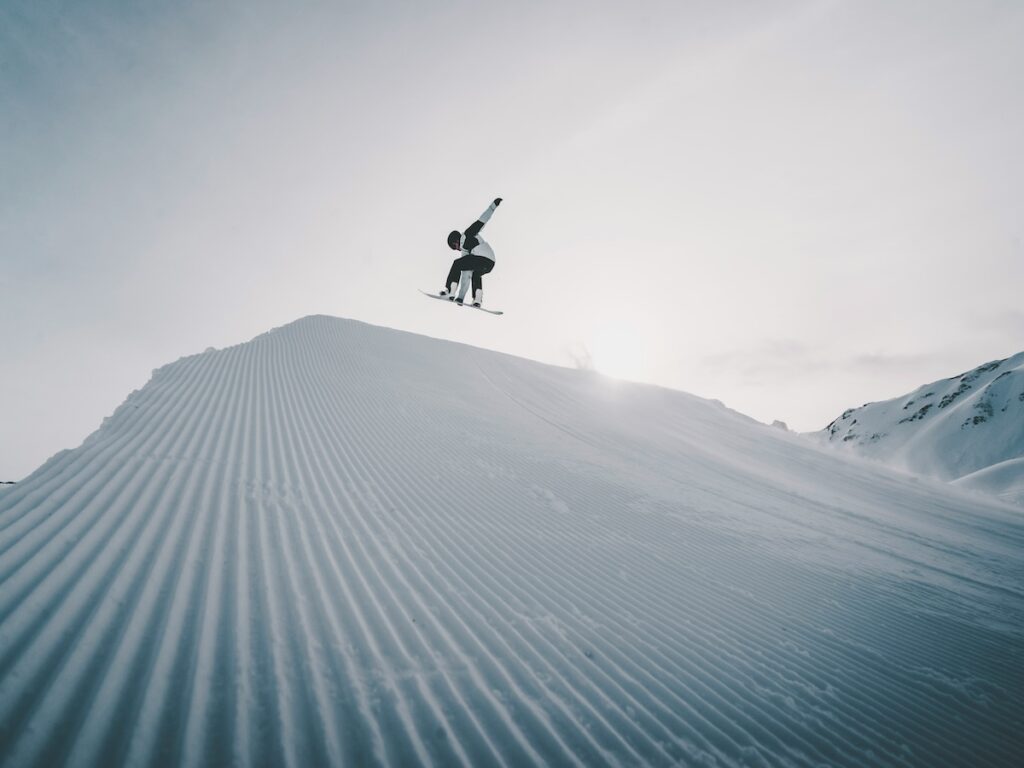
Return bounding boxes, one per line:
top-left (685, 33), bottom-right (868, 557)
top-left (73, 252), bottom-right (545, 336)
top-left (441, 282), bottom-right (457, 300)
top-left (472, 289), bottom-right (483, 308)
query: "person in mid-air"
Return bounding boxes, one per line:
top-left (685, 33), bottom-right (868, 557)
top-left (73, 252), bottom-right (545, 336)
top-left (440, 197), bottom-right (502, 307)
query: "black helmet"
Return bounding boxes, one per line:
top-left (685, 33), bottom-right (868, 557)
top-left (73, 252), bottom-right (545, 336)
top-left (447, 230), bottom-right (462, 250)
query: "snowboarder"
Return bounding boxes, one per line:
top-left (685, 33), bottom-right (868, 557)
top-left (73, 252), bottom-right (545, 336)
top-left (439, 198), bottom-right (502, 307)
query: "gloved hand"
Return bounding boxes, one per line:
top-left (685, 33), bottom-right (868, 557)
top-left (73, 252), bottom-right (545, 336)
top-left (493, 198), bottom-right (503, 206)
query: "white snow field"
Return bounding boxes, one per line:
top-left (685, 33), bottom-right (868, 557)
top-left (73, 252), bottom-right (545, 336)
top-left (1, 315), bottom-right (1022, 767)
top-left (820, 352), bottom-right (1024, 504)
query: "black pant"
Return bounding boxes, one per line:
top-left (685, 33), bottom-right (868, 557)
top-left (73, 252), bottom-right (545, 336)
top-left (446, 255), bottom-right (495, 293)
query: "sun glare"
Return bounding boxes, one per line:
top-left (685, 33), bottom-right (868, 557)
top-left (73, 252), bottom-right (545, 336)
top-left (589, 328), bottom-right (650, 382)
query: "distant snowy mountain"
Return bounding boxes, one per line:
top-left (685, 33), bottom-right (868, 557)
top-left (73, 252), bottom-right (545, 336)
top-left (819, 351), bottom-right (1024, 504)
top-left (1, 316), bottom-right (1022, 767)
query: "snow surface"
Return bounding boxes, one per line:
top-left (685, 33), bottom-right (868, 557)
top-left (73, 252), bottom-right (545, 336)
top-left (818, 352), bottom-right (1024, 502)
top-left (1, 315), bottom-right (1022, 767)
top-left (953, 457), bottom-right (1024, 506)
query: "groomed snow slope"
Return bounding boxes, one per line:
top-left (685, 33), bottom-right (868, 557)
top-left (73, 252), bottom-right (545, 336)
top-left (1, 315), bottom-right (1022, 768)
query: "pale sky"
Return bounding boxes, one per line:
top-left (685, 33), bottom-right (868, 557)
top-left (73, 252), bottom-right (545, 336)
top-left (3, 0), bottom-right (1023, 480)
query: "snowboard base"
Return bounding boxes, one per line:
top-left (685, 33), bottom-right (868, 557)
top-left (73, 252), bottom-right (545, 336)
top-left (419, 290), bottom-right (504, 315)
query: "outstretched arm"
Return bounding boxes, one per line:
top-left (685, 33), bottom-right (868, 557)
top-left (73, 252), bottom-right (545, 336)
top-left (465, 198), bottom-right (502, 238)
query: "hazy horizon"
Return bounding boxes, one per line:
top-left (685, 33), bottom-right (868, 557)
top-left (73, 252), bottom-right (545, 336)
top-left (4, 0), bottom-right (1023, 479)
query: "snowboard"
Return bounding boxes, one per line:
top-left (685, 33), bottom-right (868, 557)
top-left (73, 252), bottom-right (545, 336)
top-left (419, 290), bottom-right (504, 315)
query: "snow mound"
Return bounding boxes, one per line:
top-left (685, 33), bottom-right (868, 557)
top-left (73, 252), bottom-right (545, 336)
top-left (953, 456), bottom-right (1024, 505)
top-left (1, 316), bottom-right (1022, 767)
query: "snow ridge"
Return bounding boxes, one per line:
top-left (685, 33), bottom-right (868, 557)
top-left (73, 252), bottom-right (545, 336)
top-left (1, 316), bottom-right (1022, 767)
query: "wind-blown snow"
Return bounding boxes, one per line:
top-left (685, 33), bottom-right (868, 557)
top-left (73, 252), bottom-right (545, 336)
top-left (819, 352), bottom-right (1024, 503)
top-left (1, 316), bottom-right (1022, 767)
top-left (953, 457), bottom-right (1024, 506)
